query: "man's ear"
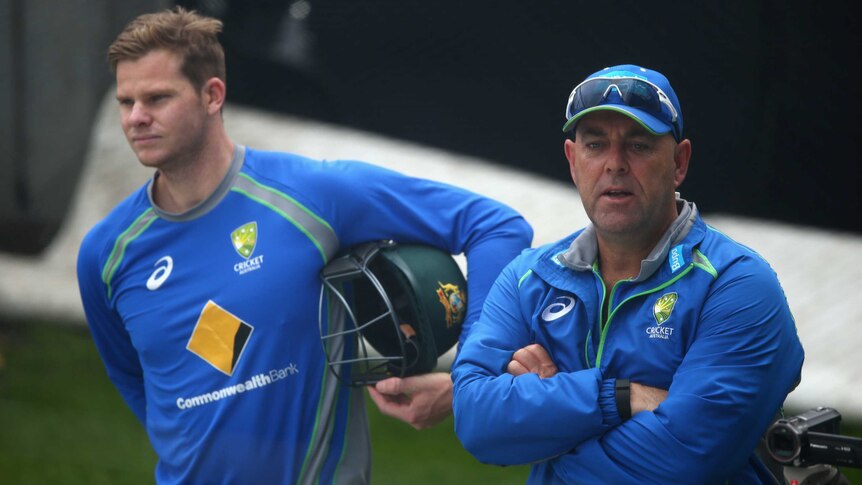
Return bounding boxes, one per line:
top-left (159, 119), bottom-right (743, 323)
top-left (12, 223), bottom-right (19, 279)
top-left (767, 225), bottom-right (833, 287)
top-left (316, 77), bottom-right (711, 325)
top-left (564, 138), bottom-right (578, 186)
top-left (202, 77), bottom-right (226, 115)
top-left (673, 139), bottom-right (692, 188)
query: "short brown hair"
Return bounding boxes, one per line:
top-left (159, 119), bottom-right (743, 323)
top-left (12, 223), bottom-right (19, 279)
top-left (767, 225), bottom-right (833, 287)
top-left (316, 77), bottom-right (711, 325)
top-left (107, 6), bottom-right (225, 90)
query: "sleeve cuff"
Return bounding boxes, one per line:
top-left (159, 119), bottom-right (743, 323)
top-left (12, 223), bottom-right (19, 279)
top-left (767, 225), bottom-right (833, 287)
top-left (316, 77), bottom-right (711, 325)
top-left (599, 379), bottom-right (623, 427)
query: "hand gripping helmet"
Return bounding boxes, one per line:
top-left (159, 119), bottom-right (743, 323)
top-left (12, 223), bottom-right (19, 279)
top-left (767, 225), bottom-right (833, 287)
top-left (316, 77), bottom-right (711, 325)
top-left (318, 240), bottom-right (467, 386)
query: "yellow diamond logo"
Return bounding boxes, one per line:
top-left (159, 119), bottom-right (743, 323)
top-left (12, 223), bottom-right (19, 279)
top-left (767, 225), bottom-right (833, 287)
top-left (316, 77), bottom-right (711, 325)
top-left (187, 300), bottom-right (253, 375)
top-left (231, 222), bottom-right (258, 259)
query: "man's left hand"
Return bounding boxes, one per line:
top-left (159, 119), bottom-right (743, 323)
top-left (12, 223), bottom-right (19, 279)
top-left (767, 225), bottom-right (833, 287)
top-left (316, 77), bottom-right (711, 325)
top-left (366, 372), bottom-right (453, 430)
top-left (507, 343), bottom-right (558, 378)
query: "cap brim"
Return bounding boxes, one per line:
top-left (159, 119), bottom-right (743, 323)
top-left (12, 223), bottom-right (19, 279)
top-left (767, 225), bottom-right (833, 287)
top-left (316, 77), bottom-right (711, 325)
top-left (562, 105), bottom-right (673, 137)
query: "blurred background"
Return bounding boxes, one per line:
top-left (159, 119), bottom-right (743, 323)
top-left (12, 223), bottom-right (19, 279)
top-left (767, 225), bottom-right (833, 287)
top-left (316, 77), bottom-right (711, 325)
top-left (1, 0), bottom-right (860, 482)
top-left (2, 0), bottom-right (859, 254)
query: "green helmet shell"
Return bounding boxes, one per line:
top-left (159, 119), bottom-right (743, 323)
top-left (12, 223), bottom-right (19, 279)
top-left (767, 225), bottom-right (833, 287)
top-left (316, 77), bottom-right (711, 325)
top-left (319, 240), bottom-right (466, 386)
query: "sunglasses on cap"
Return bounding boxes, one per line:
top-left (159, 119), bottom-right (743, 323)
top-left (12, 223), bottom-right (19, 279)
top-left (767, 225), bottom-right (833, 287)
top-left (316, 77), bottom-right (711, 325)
top-left (564, 76), bottom-right (680, 139)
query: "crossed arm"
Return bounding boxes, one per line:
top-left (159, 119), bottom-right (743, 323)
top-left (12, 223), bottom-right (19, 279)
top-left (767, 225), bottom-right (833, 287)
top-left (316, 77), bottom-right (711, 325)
top-left (451, 261), bottom-right (804, 483)
top-left (361, 343), bottom-right (664, 432)
top-left (507, 343), bottom-right (667, 415)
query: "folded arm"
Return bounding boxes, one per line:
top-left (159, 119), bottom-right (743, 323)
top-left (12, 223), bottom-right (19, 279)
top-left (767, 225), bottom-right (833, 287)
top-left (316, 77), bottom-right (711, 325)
top-left (453, 260), bottom-right (803, 482)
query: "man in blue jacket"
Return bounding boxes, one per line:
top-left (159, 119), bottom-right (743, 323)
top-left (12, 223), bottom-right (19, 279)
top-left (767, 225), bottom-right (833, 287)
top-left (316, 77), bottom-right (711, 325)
top-left (451, 64), bottom-right (804, 484)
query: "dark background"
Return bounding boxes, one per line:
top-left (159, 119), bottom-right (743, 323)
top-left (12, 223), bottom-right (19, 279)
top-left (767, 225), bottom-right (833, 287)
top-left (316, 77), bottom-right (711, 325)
top-left (184, 0), bottom-right (861, 234)
top-left (2, 0), bottom-right (859, 255)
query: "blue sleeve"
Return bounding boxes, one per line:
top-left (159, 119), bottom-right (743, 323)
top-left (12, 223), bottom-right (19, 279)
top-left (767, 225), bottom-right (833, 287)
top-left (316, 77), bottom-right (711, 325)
top-left (549, 262), bottom-right (804, 483)
top-left (452, 261), bottom-right (617, 465)
top-left (312, 160), bottom-right (533, 344)
top-left (76, 228), bottom-right (147, 425)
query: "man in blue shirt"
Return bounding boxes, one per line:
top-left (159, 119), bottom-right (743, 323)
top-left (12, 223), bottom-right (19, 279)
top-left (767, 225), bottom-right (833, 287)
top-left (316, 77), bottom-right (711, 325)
top-left (76, 7), bottom-right (532, 484)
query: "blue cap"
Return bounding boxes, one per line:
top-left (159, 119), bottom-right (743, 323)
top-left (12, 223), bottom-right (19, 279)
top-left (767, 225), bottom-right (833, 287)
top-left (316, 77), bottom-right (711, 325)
top-left (562, 64), bottom-right (683, 141)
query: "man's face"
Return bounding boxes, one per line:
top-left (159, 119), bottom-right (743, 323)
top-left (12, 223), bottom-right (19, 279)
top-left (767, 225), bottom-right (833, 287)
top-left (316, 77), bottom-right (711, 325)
top-left (115, 49), bottom-right (208, 169)
top-left (564, 110), bottom-right (690, 245)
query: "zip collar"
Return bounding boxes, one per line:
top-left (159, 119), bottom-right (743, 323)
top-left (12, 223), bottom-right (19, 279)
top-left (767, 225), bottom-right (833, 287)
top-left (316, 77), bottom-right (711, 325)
top-left (559, 196), bottom-right (698, 282)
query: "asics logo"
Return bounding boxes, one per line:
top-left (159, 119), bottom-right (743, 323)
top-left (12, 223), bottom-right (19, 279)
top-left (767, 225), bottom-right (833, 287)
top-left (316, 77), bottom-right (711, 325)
top-left (147, 256), bottom-right (173, 291)
top-left (541, 296), bottom-right (576, 321)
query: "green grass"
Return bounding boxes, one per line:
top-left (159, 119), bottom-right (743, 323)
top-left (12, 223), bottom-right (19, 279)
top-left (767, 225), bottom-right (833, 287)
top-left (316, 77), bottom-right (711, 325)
top-left (0, 317), bottom-right (529, 484)
top-left (1, 317), bottom-right (859, 484)
top-left (367, 400), bottom-right (528, 484)
top-left (0, 318), bottom-right (157, 483)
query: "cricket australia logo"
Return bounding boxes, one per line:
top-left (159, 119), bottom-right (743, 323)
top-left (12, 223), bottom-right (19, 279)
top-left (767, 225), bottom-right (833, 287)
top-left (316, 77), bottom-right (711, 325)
top-left (436, 282), bottom-right (466, 328)
top-left (646, 292), bottom-right (677, 340)
top-left (231, 222), bottom-right (264, 275)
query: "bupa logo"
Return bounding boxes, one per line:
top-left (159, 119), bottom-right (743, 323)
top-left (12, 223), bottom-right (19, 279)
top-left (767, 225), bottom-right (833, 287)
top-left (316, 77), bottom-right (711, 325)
top-left (541, 296), bottom-right (576, 322)
top-left (668, 244), bottom-right (685, 273)
top-left (231, 222), bottom-right (264, 275)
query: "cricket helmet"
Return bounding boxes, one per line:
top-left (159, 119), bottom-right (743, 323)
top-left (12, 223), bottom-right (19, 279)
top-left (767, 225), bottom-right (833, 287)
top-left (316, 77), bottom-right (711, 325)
top-left (318, 240), bottom-right (466, 386)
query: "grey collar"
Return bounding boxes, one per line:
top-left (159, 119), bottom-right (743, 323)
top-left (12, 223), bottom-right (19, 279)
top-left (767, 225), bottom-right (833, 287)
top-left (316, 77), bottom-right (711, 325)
top-left (559, 196), bottom-right (698, 282)
top-left (148, 145), bottom-right (246, 221)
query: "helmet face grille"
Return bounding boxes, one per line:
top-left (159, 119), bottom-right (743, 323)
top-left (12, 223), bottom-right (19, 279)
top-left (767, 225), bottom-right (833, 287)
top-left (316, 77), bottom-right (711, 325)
top-left (320, 265), bottom-right (408, 387)
top-left (319, 241), bottom-right (466, 386)
top-left (354, 256), bottom-right (423, 375)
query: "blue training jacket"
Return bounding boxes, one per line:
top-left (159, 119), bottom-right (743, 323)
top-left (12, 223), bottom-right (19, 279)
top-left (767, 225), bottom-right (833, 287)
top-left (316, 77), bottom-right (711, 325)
top-left (452, 200), bottom-right (804, 484)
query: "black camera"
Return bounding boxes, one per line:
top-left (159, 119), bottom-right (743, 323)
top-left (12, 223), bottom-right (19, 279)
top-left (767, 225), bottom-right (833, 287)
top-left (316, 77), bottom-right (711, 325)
top-left (766, 406), bottom-right (862, 468)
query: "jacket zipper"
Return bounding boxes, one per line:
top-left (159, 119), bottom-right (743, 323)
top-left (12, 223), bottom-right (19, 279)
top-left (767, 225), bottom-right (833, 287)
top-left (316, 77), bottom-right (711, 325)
top-left (592, 263), bottom-right (696, 368)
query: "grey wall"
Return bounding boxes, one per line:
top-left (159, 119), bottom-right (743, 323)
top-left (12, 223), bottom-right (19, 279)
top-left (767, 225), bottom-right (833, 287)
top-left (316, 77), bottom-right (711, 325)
top-left (0, 0), bottom-right (165, 254)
